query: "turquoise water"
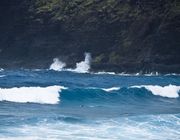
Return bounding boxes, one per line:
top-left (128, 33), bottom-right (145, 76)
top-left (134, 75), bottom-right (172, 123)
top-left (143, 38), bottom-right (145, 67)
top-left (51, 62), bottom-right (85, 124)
top-left (0, 70), bottom-right (180, 140)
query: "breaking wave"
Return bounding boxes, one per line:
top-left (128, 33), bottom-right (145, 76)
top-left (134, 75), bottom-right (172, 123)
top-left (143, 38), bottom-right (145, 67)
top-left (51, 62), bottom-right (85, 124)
top-left (102, 87), bottom-right (121, 92)
top-left (0, 86), bottom-right (67, 104)
top-left (0, 75), bottom-right (6, 78)
top-left (94, 71), bottom-right (116, 75)
top-left (131, 85), bottom-right (180, 98)
top-left (3, 114), bottom-right (180, 140)
top-left (0, 85), bottom-right (179, 105)
top-left (60, 85), bottom-right (180, 103)
top-left (94, 72), bottom-right (160, 76)
top-left (73, 53), bottom-right (91, 73)
top-left (49, 53), bottom-right (91, 73)
top-left (97, 85), bottom-right (180, 98)
top-left (49, 58), bottom-right (66, 71)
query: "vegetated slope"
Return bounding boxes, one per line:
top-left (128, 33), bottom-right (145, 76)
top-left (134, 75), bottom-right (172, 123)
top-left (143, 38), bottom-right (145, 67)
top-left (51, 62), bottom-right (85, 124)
top-left (0, 0), bottom-right (179, 73)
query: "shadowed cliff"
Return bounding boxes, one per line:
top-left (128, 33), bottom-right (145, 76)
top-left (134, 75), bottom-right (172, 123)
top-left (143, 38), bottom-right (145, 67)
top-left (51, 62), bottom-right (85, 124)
top-left (0, 0), bottom-right (180, 73)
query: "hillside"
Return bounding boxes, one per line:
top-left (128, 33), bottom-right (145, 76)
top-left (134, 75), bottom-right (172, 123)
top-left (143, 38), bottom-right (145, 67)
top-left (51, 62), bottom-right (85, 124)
top-left (0, 0), bottom-right (180, 73)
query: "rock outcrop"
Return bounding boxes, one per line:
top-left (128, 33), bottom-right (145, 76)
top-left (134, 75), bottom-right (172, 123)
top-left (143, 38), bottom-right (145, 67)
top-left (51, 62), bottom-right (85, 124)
top-left (0, 0), bottom-right (179, 73)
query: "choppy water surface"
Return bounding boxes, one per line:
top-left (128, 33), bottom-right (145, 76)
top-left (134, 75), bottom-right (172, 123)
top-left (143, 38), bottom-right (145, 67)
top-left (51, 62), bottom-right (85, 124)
top-left (0, 69), bottom-right (180, 140)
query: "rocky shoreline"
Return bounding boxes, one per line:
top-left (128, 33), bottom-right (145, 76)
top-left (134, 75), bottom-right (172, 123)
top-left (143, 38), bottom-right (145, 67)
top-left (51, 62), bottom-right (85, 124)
top-left (0, 0), bottom-right (179, 73)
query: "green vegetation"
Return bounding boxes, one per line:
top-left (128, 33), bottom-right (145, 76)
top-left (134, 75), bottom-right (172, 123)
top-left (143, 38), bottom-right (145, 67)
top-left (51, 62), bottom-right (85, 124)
top-left (30, 0), bottom-right (141, 23)
top-left (27, 0), bottom-right (180, 67)
top-left (0, 0), bottom-right (179, 72)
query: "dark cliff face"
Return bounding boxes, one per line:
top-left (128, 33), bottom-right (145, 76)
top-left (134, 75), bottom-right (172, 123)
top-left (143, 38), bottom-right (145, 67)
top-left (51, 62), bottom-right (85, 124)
top-left (0, 0), bottom-right (180, 73)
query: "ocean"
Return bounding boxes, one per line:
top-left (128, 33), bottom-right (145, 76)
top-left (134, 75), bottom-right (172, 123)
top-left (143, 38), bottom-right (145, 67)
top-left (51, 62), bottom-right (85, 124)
top-left (0, 68), bottom-right (180, 140)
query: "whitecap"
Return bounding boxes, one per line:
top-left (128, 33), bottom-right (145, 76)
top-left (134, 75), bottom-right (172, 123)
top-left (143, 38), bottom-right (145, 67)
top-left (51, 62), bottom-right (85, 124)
top-left (102, 87), bottom-right (121, 92)
top-left (0, 75), bottom-right (6, 78)
top-left (2, 114), bottom-right (180, 140)
top-left (131, 85), bottom-right (180, 98)
top-left (0, 86), bottom-right (67, 104)
top-left (94, 71), bottom-right (116, 75)
top-left (0, 68), bottom-right (4, 72)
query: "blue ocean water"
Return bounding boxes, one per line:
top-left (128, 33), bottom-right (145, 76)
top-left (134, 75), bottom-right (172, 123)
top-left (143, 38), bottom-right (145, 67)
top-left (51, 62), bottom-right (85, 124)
top-left (0, 69), bottom-right (180, 140)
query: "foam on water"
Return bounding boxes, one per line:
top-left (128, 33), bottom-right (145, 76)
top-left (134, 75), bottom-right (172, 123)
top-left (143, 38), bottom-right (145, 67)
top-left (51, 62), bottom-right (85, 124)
top-left (0, 75), bottom-right (5, 78)
top-left (1, 114), bottom-right (179, 140)
top-left (0, 86), bottom-right (67, 104)
top-left (95, 71), bottom-right (116, 75)
top-left (132, 85), bottom-right (180, 98)
top-left (94, 72), bottom-right (160, 76)
top-left (0, 70), bottom-right (180, 139)
top-left (49, 58), bottom-right (66, 71)
top-left (102, 87), bottom-right (121, 92)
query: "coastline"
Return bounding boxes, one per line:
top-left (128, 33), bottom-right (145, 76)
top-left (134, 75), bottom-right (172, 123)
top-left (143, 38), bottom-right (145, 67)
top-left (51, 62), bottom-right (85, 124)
top-left (0, 62), bottom-right (180, 74)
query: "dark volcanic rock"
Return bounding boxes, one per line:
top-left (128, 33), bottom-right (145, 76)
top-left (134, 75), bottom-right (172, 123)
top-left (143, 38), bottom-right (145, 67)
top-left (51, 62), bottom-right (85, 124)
top-left (0, 0), bottom-right (180, 73)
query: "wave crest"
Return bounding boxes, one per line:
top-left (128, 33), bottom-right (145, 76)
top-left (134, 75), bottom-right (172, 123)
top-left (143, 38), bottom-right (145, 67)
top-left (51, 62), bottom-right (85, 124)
top-left (102, 87), bottom-right (121, 92)
top-left (131, 85), bottom-right (180, 98)
top-left (0, 86), bottom-right (67, 104)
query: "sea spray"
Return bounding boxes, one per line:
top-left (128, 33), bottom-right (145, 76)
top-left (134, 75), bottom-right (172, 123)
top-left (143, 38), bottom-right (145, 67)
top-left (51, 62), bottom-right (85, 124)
top-left (49, 58), bottom-right (66, 71)
top-left (73, 53), bottom-right (92, 73)
top-left (49, 53), bottom-right (91, 73)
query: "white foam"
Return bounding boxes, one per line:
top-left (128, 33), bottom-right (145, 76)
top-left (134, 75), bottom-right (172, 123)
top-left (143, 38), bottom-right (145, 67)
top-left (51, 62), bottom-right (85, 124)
top-left (71, 53), bottom-right (91, 73)
top-left (32, 69), bottom-right (43, 71)
top-left (102, 87), bottom-right (121, 92)
top-left (0, 75), bottom-right (5, 78)
top-left (165, 73), bottom-right (180, 76)
top-left (94, 72), bottom-right (156, 76)
top-left (95, 71), bottom-right (116, 75)
top-left (49, 53), bottom-right (91, 73)
top-left (144, 72), bottom-right (159, 76)
top-left (0, 68), bottom-right (4, 72)
top-left (2, 114), bottom-right (180, 140)
top-left (49, 58), bottom-right (66, 71)
top-left (0, 86), bottom-right (67, 104)
top-left (132, 85), bottom-right (180, 98)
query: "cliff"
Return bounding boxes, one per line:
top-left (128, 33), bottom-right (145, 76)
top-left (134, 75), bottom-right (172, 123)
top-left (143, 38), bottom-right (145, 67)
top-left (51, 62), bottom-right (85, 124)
top-left (0, 0), bottom-right (180, 73)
